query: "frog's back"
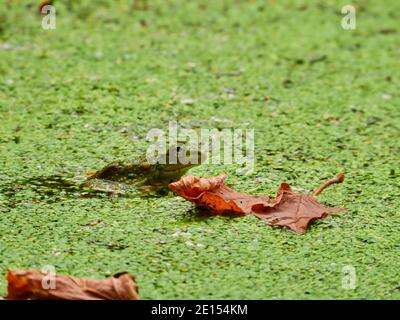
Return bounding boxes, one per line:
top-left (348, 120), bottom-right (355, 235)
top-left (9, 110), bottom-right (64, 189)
top-left (87, 155), bottom-right (147, 182)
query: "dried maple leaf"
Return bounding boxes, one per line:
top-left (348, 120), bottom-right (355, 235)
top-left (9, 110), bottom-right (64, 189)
top-left (169, 174), bottom-right (346, 234)
top-left (5, 270), bottom-right (139, 300)
top-left (252, 183), bottom-right (346, 234)
top-left (168, 175), bottom-right (269, 214)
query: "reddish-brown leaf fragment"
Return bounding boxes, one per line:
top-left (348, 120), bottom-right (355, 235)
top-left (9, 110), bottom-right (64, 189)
top-left (38, 0), bottom-right (54, 13)
top-left (5, 270), bottom-right (139, 300)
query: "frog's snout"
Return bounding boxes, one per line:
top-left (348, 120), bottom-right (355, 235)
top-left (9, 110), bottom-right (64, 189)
top-left (175, 149), bottom-right (206, 166)
top-left (158, 150), bottom-right (205, 174)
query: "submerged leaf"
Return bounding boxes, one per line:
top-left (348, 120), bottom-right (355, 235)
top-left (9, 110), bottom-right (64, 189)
top-left (5, 270), bottom-right (139, 300)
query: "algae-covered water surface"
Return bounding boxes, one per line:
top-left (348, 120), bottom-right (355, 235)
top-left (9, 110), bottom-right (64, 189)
top-left (0, 0), bottom-right (399, 299)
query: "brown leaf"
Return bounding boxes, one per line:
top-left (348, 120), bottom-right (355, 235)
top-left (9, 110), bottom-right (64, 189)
top-left (252, 183), bottom-right (347, 234)
top-left (169, 175), bottom-right (346, 234)
top-left (5, 270), bottom-right (139, 300)
top-left (168, 175), bottom-right (269, 214)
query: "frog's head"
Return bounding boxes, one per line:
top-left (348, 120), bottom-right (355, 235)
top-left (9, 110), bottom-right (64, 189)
top-left (143, 145), bottom-right (205, 185)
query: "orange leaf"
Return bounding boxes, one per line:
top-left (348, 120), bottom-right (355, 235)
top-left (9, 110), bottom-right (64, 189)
top-left (169, 175), bottom-right (269, 214)
top-left (5, 270), bottom-right (139, 300)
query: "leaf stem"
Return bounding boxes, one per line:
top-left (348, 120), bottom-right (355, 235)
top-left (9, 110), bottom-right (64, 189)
top-left (312, 173), bottom-right (345, 196)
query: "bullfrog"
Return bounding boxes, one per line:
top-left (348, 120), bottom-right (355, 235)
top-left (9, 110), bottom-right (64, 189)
top-left (0, 146), bottom-right (204, 206)
top-left (80, 145), bottom-right (205, 195)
